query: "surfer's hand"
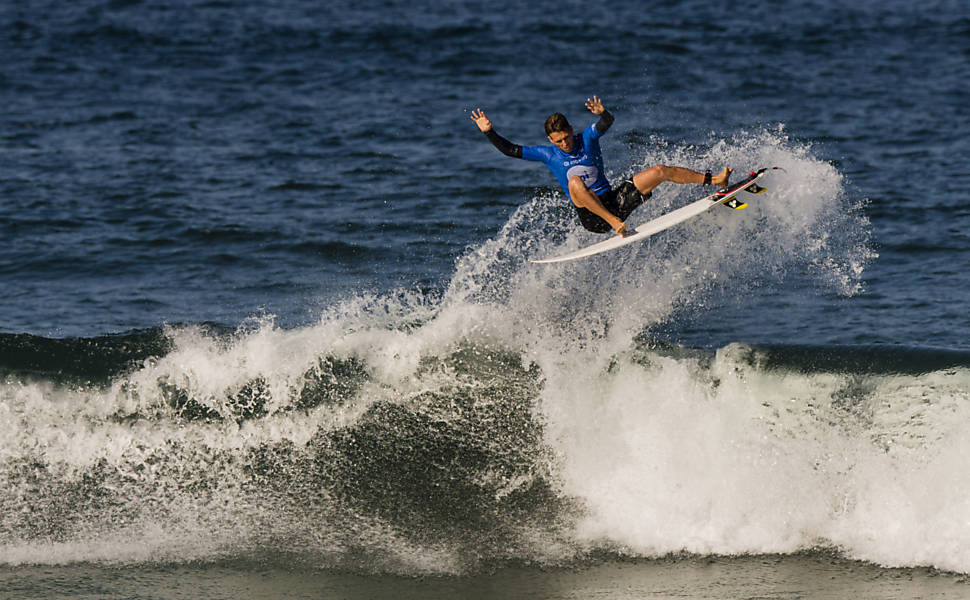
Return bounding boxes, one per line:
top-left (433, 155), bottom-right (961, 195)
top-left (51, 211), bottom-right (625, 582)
top-left (614, 222), bottom-right (627, 237)
top-left (470, 109), bottom-right (492, 132)
top-left (585, 95), bottom-right (605, 115)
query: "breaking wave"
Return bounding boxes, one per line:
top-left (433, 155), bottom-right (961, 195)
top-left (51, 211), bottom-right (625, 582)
top-left (11, 130), bottom-right (964, 576)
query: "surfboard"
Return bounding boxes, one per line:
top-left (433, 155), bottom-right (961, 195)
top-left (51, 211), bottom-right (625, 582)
top-left (530, 168), bottom-right (775, 264)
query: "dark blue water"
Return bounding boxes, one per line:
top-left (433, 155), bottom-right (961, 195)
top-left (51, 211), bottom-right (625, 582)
top-left (3, 0), bottom-right (970, 595)
top-left (3, 0), bottom-right (967, 344)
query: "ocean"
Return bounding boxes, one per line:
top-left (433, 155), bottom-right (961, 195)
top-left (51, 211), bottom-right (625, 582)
top-left (2, 0), bottom-right (970, 598)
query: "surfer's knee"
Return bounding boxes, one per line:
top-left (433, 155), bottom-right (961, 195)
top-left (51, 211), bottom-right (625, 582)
top-left (650, 164), bottom-right (672, 179)
top-left (632, 164), bottom-right (667, 193)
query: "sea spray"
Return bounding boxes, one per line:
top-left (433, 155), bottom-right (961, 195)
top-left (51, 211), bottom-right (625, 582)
top-left (445, 127), bottom-right (872, 356)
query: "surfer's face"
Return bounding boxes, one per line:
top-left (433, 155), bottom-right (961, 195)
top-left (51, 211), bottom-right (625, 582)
top-left (548, 128), bottom-right (575, 153)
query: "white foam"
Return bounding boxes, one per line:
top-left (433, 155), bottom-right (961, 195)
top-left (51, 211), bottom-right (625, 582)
top-left (538, 343), bottom-right (970, 570)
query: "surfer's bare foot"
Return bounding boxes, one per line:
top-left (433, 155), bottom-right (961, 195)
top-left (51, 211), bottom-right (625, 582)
top-left (711, 167), bottom-right (733, 187)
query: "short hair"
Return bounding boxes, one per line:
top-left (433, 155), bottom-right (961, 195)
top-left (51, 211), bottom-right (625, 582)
top-left (544, 113), bottom-right (571, 136)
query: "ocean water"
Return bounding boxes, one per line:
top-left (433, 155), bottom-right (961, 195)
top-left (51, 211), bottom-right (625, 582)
top-left (2, 0), bottom-right (970, 598)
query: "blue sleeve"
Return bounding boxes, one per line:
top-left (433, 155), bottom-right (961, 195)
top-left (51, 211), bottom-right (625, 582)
top-left (521, 145), bottom-right (553, 163)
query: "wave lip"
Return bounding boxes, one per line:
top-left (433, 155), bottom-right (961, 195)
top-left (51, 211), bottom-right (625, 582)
top-left (0, 321), bottom-right (571, 574)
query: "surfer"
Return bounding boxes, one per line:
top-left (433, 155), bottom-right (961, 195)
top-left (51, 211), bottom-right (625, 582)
top-left (471, 96), bottom-right (731, 236)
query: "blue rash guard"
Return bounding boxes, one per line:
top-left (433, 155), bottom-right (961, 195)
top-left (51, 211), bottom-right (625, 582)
top-left (481, 111), bottom-right (648, 233)
top-left (521, 123), bottom-right (611, 197)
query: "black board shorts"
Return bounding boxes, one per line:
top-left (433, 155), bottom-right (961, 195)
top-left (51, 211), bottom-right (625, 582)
top-left (575, 179), bottom-right (652, 233)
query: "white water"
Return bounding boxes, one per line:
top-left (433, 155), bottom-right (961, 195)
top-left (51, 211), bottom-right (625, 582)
top-left (538, 343), bottom-right (970, 573)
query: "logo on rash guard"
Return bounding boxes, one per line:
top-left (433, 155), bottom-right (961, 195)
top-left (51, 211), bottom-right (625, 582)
top-left (566, 164), bottom-right (598, 187)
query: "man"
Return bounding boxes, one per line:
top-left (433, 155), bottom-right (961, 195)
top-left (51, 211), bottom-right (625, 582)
top-left (470, 96), bottom-right (731, 236)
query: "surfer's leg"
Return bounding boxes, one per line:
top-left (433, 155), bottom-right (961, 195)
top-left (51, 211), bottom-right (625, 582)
top-left (568, 176), bottom-right (626, 235)
top-left (632, 165), bottom-right (732, 194)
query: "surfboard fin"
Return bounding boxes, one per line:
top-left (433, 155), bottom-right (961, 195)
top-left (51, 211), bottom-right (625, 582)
top-left (719, 178), bottom-right (767, 209)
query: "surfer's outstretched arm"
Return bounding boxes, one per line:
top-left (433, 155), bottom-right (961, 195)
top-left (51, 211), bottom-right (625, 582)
top-left (471, 108), bottom-right (523, 158)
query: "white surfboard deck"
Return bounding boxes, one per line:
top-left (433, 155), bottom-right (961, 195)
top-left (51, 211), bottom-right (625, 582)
top-left (531, 168), bottom-right (772, 264)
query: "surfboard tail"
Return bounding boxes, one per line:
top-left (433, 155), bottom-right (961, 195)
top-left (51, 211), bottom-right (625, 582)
top-left (714, 169), bottom-right (773, 210)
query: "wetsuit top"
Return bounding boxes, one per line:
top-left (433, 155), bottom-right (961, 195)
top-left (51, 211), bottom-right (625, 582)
top-left (483, 112), bottom-right (614, 198)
